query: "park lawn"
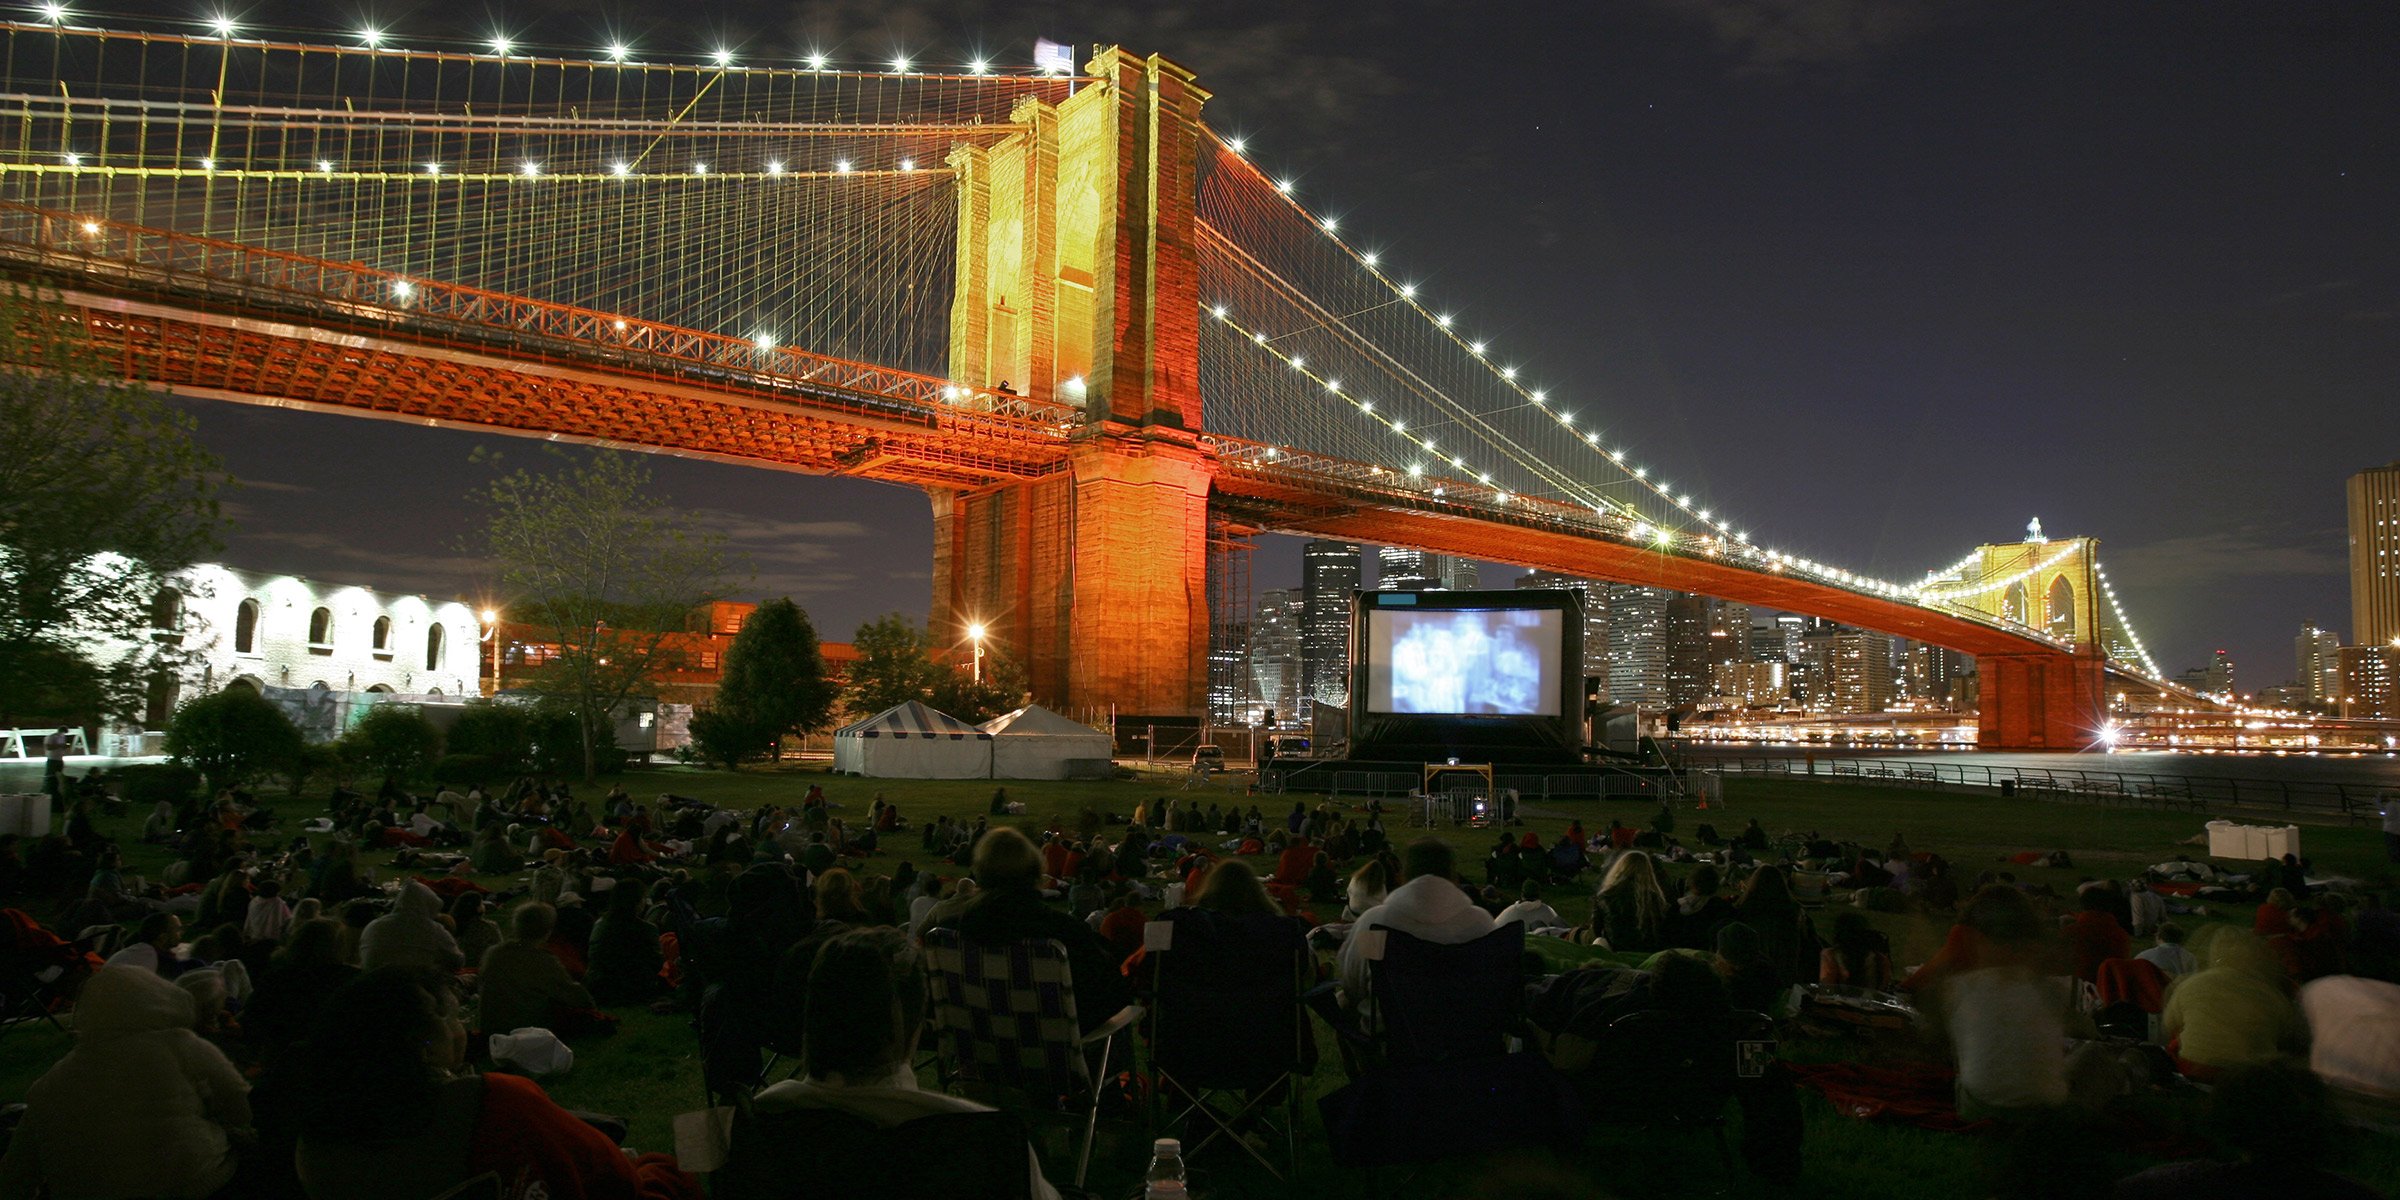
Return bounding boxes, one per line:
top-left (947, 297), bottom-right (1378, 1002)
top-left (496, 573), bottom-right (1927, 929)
top-left (7, 763), bottom-right (2397, 1197)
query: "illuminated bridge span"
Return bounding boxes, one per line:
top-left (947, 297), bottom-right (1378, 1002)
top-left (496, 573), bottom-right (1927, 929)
top-left (0, 21), bottom-right (2204, 748)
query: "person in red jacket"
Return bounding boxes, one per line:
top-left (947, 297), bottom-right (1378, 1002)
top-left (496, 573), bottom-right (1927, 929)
top-left (293, 966), bottom-right (701, 1200)
top-left (2063, 889), bottom-right (2131, 982)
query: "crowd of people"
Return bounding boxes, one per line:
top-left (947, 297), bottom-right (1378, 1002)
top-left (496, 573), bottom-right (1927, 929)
top-left (0, 767), bottom-right (2395, 1198)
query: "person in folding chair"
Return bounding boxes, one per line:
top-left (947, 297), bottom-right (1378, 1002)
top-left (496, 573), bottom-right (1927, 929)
top-left (725, 927), bottom-right (1061, 1200)
top-left (1143, 863), bottom-right (1316, 1182)
top-left (926, 828), bottom-right (1131, 1033)
top-left (1333, 839), bottom-right (1499, 1020)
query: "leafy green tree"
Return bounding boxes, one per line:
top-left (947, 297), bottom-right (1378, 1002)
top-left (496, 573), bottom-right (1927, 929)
top-left (470, 449), bottom-right (732, 779)
top-left (713, 599), bottom-right (837, 764)
top-left (844, 614), bottom-right (943, 715)
top-left (0, 283), bottom-right (226, 727)
top-left (342, 703), bottom-right (443, 784)
top-left (931, 652), bottom-right (1030, 725)
top-left (686, 706), bottom-right (771, 771)
top-left (166, 688), bottom-right (302, 789)
top-left (446, 702), bottom-right (534, 774)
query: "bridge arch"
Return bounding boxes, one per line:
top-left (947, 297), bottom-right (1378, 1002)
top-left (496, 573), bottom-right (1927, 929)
top-left (2046, 575), bottom-right (2077, 641)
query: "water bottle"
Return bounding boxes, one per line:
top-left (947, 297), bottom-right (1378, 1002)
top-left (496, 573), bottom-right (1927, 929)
top-left (1144, 1137), bottom-right (1187, 1197)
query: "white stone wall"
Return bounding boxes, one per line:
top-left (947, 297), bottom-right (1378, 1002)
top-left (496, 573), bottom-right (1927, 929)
top-left (163, 564), bottom-right (482, 705)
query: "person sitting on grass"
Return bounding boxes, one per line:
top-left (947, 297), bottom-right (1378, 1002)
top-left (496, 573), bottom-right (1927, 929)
top-left (735, 928), bottom-right (1059, 1200)
top-left (2064, 887), bottom-right (2131, 983)
top-left (292, 967), bottom-right (699, 1200)
top-left (1594, 851), bottom-right (1672, 954)
top-left (1097, 883), bottom-right (1149, 960)
top-left (2162, 928), bottom-right (2306, 1081)
top-left (1497, 880), bottom-right (1561, 931)
top-left (584, 879), bottom-right (669, 1007)
top-left (2137, 922), bottom-right (2197, 978)
top-left (359, 880), bottom-right (465, 974)
top-left (1818, 912), bottom-right (1894, 991)
top-left (0, 965), bottom-right (253, 1199)
top-left (1344, 859), bottom-right (1391, 922)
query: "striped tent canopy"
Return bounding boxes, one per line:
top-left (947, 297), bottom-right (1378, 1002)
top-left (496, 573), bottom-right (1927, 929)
top-left (833, 701), bottom-right (993, 779)
top-left (836, 701), bottom-right (993, 741)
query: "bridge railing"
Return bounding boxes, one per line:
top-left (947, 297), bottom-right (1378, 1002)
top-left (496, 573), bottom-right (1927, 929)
top-left (1698, 754), bottom-right (2384, 823)
top-left (0, 201), bottom-right (1086, 440)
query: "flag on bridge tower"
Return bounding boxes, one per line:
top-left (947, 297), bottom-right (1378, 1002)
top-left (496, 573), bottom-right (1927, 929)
top-left (1034, 39), bottom-right (1076, 75)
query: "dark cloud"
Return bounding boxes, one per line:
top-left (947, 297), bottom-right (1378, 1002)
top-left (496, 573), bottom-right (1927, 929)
top-left (2105, 528), bottom-right (2347, 591)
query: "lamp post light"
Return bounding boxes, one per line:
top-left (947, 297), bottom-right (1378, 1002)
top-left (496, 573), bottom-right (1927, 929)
top-left (481, 608), bottom-right (501, 696)
top-left (966, 622), bottom-right (986, 684)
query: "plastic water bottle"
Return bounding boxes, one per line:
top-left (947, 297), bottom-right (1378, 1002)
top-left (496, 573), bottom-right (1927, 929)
top-left (1145, 1137), bottom-right (1187, 1197)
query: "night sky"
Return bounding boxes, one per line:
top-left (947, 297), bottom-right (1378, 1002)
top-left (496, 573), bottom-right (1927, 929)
top-left (104, 0), bottom-right (2396, 688)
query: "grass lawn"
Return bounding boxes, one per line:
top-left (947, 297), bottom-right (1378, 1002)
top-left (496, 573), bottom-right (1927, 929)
top-left (7, 763), bottom-right (2396, 1198)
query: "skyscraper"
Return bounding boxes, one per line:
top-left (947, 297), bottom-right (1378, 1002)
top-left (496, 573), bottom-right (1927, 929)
top-left (1825, 629), bottom-right (1895, 714)
top-left (2351, 461), bottom-right (2400, 647)
top-left (1300, 540), bottom-right (1363, 712)
top-left (1246, 589), bottom-right (1303, 725)
top-left (1374, 546), bottom-right (1436, 591)
top-left (1663, 594), bottom-right (1710, 703)
top-left (1515, 569), bottom-right (1610, 694)
top-left (2296, 624), bottom-right (2343, 707)
top-left (1605, 584), bottom-right (1669, 705)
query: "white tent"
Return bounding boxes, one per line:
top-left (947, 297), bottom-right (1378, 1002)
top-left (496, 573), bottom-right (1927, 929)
top-left (832, 701), bottom-right (992, 779)
top-left (982, 704), bottom-right (1116, 781)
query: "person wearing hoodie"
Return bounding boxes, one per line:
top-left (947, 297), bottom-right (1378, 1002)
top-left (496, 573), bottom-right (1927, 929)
top-left (1337, 839), bottom-right (1499, 1011)
top-left (358, 880), bottom-right (465, 973)
top-left (0, 965), bottom-right (253, 1199)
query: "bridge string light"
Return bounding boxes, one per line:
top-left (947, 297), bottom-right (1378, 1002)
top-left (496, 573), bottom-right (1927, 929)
top-left (1199, 125), bottom-right (1948, 599)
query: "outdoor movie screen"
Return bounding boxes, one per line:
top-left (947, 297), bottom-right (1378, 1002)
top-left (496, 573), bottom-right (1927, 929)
top-left (1365, 607), bottom-right (1564, 717)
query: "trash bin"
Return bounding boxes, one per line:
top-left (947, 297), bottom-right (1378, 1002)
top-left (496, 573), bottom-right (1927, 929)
top-left (2000, 780), bottom-right (2018, 798)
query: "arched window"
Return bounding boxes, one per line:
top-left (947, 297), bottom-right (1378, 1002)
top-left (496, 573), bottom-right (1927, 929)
top-left (149, 588), bottom-right (183, 632)
top-left (308, 606), bottom-right (334, 654)
top-left (2046, 576), bottom-right (2077, 641)
top-left (426, 623), bottom-right (446, 671)
top-left (372, 615), bottom-right (393, 656)
top-left (2001, 582), bottom-right (2029, 627)
top-left (233, 599), bottom-right (260, 654)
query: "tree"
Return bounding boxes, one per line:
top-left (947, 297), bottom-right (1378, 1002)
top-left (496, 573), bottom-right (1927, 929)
top-left (687, 706), bottom-right (772, 771)
top-left (931, 651), bottom-right (1029, 725)
top-left (0, 283), bottom-right (226, 727)
top-left (713, 599), bottom-right (837, 764)
top-left (843, 613), bottom-right (1027, 724)
top-left (446, 702), bottom-right (534, 775)
top-left (471, 449), bottom-right (731, 780)
top-left (166, 688), bottom-right (303, 790)
top-left (844, 614), bottom-right (944, 716)
top-left (342, 704), bottom-right (444, 783)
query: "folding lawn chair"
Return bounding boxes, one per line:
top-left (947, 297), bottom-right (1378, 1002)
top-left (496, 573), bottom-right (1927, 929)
top-left (1143, 907), bottom-right (1312, 1184)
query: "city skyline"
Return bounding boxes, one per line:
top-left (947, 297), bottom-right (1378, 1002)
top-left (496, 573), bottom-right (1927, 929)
top-left (156, 0), bottom-right (2391, 690)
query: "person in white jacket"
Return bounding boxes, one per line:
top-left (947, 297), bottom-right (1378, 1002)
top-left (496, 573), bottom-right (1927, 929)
top-left (1337, 839), bottom-right (1499, 1010)
top-left (357, 880), bottom-right (464, 973)
top-left (0, 965), bottom-right (252, 1199)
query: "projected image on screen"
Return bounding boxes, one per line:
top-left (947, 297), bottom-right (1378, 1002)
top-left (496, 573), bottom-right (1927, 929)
top-left (1367, 608), bottom-right (1563, 716)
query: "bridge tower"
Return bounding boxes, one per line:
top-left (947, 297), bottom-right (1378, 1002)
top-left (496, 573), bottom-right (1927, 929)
top-left (1962, 518), bottom-right (2110, 750)
top-left (928, 49), bottom-right (1214, 714)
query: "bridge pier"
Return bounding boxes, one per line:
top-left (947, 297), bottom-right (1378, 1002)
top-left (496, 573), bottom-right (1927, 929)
top-left (928, 435), bottom-right (1212, 714)
top-left (1977, 647), bottom-right (2109, 751)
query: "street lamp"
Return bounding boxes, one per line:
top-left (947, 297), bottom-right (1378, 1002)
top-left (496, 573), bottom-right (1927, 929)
top-left (966, 622), bottom-right (986, 684)
top-left (480, 608), bottom-right (501, 696)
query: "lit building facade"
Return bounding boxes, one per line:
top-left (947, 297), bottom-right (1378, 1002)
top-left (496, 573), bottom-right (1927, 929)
top-left (2338, 644), bottom-right (2398, 720)
top-left (1300, 540), bottom-right (1362, 713)
top-left (2296, 624), bottom-right (2343, 708)
top-left (1245, 589), bottom-right (1304, 725)
top-left (1605, 584), bottom-right (1669, 706)
top-left (2351, 461), bottom-right (2400, 647)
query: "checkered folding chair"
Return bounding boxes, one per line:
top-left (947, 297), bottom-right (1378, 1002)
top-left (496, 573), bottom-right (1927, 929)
top-left (922, 929), bottom-right (1139, 1189)
top-left (1143, 908), bottom-right (1312, 1185)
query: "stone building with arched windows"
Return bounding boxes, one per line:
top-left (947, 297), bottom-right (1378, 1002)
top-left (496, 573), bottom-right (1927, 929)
top-left (134, 563), bottom-right (484, 739)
